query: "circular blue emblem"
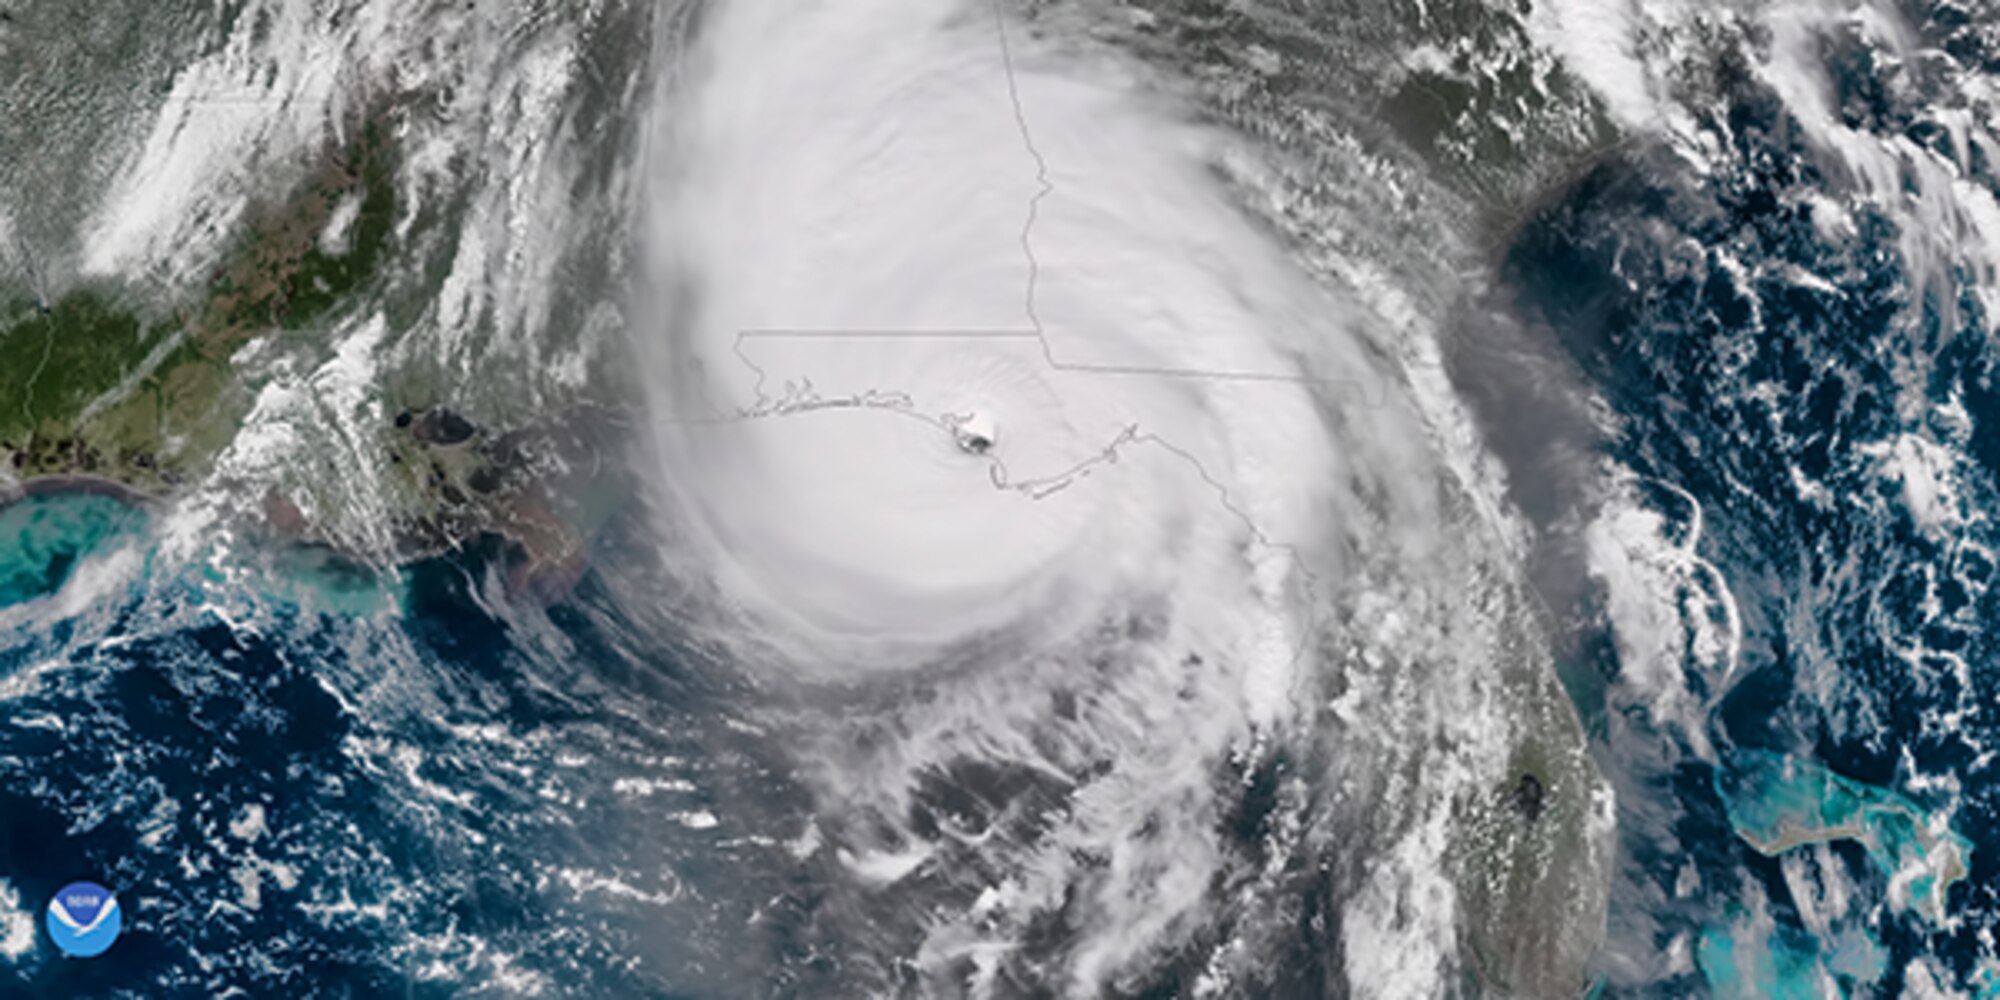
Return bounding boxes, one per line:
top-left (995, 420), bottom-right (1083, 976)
top-left (45, 881), bottom-right (121, 958)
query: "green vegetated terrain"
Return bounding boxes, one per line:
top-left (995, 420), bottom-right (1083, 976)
top-left (0, 291), bottom-right (188, 483)
top-left (212, 117), bottom-right (398, 334)
top-left (0, 115), bottom-right (399, 492)
top-left (1373, 0), bottom-right (1621, 197)
top-left (3, 105), bottom-right (622, 595)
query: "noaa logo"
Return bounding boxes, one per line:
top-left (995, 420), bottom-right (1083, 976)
top-left (45, 881), bottom-right (120, 958)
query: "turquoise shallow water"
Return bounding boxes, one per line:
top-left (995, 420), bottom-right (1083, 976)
top-left (1697, 921), bottom-right (1885, 1000)
top-left (1697, 750), bottom-right (1977, 996)
top-left (1502, 4), bottom-right (2000, 980)
top-left (0, 495), bottom-right (788, 997)
top-left (0, 491), bottom-right (408, 618)
top-left (1714, 750), bottom-right (1972, 922)
top-left (0, 494), bottom-right (149, 607)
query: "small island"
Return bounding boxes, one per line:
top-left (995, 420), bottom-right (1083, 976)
top-left (1715, 749), bottom-right (1972, 927)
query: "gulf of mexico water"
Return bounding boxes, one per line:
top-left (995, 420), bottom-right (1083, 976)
top-left (0, 496), bottom-right (844, 997)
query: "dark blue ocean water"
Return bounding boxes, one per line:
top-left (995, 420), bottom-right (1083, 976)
top-left (0, 514), bottom-right (839, 997)
top-left (1503, 6), bottom-right (2000, 993)
top-left (4, 7), bottom-right (1997, 995)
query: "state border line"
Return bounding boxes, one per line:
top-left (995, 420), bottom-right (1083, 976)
top-left (987, 0), bottom-right (1326, 673)
top-left (729, 327), bottom-right (1386, 402)
top-left (645, 0), bottom-right (1339, 678)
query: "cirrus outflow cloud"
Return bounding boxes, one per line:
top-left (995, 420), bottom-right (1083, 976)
top-left (638, 0), bottom-right (1608, 994)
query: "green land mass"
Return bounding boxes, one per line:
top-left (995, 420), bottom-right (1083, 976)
top-left (0, 114), bottom-right (399, 494)
top-left (2, 107), bottom-right (619, 594)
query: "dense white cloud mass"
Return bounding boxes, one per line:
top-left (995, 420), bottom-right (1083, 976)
top-left (637, 0), bottom-right (1605, 994)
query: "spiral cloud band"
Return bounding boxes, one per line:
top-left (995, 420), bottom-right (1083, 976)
top-left (643, 0), bottom-right (1372, 675)
top-left (638, 0), bottom-right (1608, 993)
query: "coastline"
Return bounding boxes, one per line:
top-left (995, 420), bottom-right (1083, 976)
top-left (0, 472), bottom-right (166, 512)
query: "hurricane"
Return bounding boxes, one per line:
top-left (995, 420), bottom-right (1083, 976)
top-left (14, 0), bottom-right (2000, 995)
top-left (641, 0), bottom-right (1365, 672)
top-left (632, 0), bottom-right (1607, 994)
